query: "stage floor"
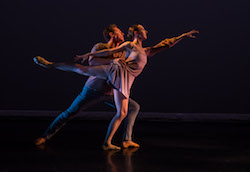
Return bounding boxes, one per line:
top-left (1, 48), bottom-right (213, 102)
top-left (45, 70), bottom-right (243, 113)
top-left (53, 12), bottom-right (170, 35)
top-left (1, 117), bottom-right (250, 172)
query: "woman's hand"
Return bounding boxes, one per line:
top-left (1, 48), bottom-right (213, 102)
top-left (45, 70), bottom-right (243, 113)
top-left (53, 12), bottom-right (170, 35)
top-left (183, 30), bottom-right (199, 38)
top-left (74, 53), bottom-right (91, 63)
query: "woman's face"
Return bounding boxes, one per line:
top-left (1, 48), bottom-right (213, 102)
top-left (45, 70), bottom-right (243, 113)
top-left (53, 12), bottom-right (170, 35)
top-left (138, 25), bottom-right (148, 40)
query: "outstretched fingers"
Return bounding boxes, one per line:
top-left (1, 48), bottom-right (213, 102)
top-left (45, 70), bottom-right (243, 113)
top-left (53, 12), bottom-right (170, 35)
top-left (74, 54), bottom-right (89, 64)
top-left (74, 55), bottom-right (83, 62)
top-left (186, 30), bottom-right (199, 38)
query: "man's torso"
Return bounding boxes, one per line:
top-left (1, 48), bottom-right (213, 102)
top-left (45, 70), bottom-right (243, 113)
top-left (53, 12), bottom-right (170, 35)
top-left (84, 43), bottom-right (114, 95)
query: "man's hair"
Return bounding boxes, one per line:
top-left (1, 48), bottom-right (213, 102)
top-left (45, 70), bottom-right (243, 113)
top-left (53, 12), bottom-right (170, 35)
top-left (103, 24), bottom-right (117, 41)
top-left (127, 24), bottom-right (140, 40)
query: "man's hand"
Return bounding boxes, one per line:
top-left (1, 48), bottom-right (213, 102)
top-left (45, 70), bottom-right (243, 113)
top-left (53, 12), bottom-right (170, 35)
top-left (74, 53), bottom-right (90, 64)
top-left (182, 30), bottom-right (199, 38)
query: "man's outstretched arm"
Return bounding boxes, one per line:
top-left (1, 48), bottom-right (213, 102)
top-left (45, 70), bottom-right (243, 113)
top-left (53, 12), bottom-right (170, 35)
top-left (145, 30), bottom-right (199, 58)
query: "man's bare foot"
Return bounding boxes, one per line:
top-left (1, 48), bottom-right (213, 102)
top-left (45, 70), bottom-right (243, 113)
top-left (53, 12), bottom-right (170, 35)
top-left (33, 56), bottom-right (53, 68)
top-left (34, 137), bottom-right (46, 146)
top-left (122, 141), bottom-right (140, 149)
top-left (102, 143), bottom-right (121, 150)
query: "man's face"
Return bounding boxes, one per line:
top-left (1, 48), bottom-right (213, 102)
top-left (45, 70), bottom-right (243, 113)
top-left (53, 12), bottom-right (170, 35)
top-left (112, 27), bottom-right (125, 43)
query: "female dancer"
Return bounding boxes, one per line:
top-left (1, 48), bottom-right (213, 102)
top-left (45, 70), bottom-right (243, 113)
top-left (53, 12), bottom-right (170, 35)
top-left (34, 24), bottom-right (198, 150)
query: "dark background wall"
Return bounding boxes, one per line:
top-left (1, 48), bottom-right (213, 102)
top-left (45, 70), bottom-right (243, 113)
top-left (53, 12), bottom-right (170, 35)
top-left (1, 0), bottom-right (249, 113)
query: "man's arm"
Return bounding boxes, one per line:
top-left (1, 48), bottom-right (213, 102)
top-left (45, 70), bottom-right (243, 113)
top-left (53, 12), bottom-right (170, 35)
top-left (145, 30), bottom-right (199, 58)
top-left (88, 43), bottom-right (114, 66)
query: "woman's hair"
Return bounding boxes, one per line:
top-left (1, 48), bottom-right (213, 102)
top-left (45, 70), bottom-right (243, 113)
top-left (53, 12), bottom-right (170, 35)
top-left (127, 24), bottom-right (140, 40)
top-left (103, 24), bottom-right (117, 41)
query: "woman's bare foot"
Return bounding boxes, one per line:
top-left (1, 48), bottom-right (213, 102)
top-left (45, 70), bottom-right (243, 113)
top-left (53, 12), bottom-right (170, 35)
top-left (33, 56), bottom-right (53, 68)
top-left (102, 143), bottom-right (121, 150)
top-left (34, 137), bottom-right (46, 146)
top-left (122, 141), bottom-right (140, 148)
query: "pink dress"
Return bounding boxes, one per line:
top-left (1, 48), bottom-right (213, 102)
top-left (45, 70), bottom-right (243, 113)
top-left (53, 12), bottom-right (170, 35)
top-left (104, 42), bottom-right (147, 98)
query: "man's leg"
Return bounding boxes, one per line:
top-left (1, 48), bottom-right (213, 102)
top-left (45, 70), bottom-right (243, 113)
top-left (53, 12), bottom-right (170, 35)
top-left (35, 86), bottom-right (105, 145)
top-left (122, 98), bottom-right (140, 148)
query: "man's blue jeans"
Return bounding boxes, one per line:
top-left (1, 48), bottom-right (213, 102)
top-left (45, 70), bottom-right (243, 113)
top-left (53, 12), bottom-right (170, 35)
top-left (43, 86), bottom-right (140, 141)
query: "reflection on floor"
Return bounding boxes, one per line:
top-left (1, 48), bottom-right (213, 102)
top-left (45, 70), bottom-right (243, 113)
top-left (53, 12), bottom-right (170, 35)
top-left (1, 117), bottom-right (250, 172)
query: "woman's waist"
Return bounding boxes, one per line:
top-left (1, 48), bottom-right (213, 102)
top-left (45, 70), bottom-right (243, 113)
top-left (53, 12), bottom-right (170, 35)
top-left (112, 58), bottom-right (146, 77)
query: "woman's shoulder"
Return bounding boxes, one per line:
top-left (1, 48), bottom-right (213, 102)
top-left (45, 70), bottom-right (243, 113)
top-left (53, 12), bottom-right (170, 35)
top-left (120, 41), bottom-right (134, 49)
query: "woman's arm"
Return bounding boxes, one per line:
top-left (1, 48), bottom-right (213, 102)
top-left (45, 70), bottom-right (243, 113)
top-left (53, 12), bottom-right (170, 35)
top-left (145, 30), bottom-right (199, 58)
top-left (88, 43), bottom-right (114, 66)
top-left (75, 42), bottom-right (131, 63)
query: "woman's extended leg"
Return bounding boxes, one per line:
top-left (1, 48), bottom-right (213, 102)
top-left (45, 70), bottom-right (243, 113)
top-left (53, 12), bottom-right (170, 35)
top-left (33, 56), bottom-right (108, 79)
top-left (103, 89), bottom-right (129, 150)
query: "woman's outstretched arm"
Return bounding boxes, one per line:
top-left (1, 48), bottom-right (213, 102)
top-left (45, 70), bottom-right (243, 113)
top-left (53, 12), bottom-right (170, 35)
top-left (144, 30), bottom-right (199, 58)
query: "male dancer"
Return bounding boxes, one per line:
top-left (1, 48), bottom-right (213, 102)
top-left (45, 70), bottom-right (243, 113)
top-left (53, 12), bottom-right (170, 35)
top-left (35, 24), bottom-right (140, 149)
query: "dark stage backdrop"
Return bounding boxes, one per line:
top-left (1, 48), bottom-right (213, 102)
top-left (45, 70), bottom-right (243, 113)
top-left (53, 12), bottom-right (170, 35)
top-left (1, 0), bottom-right (249, 113)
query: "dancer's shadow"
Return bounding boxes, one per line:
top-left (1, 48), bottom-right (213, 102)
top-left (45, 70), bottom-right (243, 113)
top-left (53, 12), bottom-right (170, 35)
top-left (104, 148), bottom-right (139, 172)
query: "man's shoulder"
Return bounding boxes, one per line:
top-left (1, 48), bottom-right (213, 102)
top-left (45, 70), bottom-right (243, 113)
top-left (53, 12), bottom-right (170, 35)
top-left (92, 42), bottom-right (109, 52)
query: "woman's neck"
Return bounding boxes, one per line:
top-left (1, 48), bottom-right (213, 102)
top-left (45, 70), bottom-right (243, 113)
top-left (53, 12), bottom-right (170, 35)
top-left (132, 37), bottom-right (143, 47)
